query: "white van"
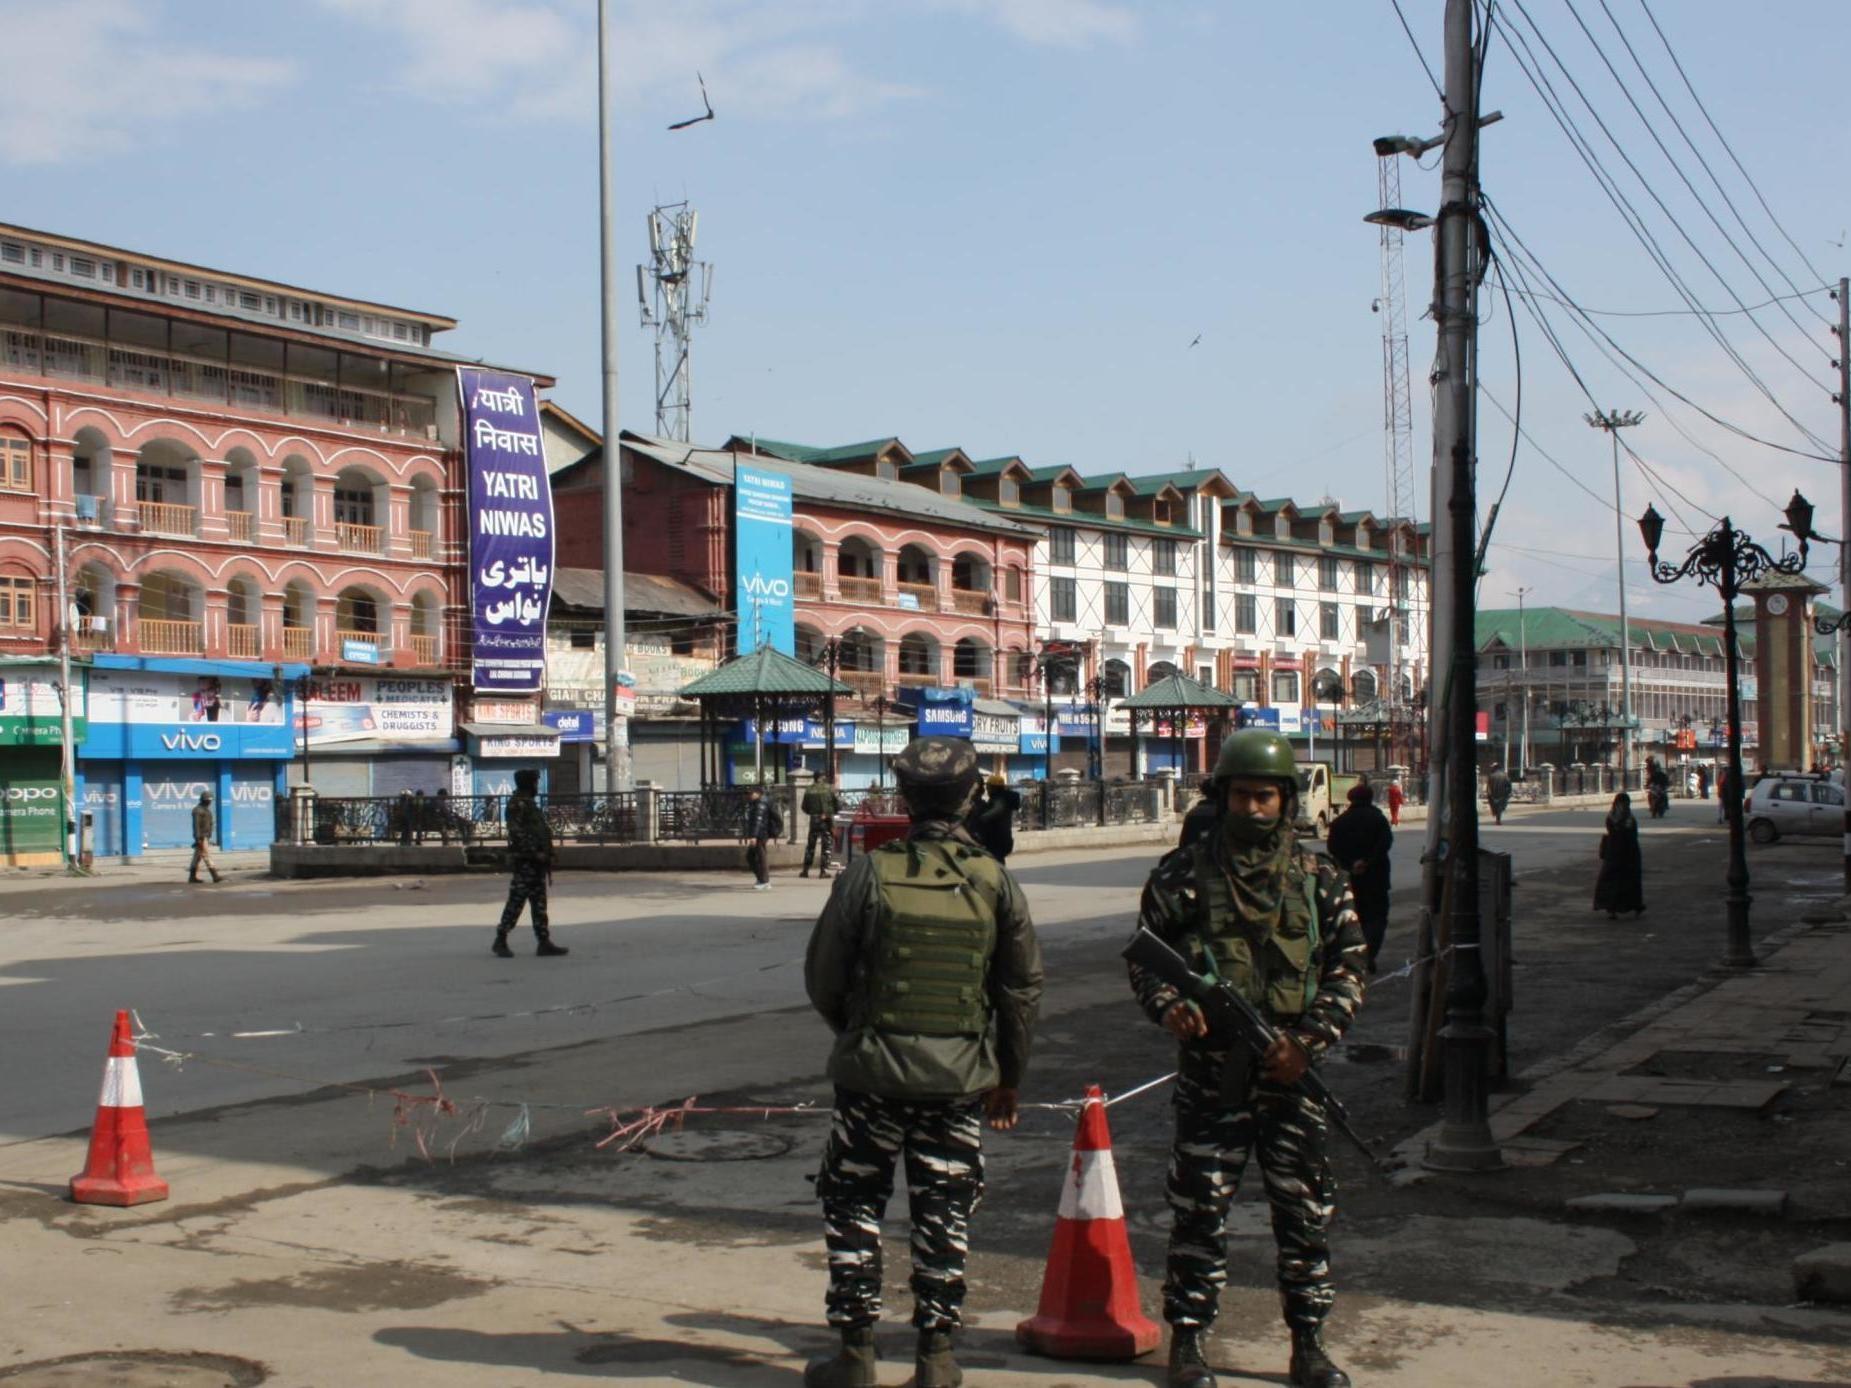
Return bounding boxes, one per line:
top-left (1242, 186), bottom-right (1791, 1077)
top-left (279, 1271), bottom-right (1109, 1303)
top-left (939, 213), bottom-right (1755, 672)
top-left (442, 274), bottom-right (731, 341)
top-left (1296, 762), bottom-right (1333, 837)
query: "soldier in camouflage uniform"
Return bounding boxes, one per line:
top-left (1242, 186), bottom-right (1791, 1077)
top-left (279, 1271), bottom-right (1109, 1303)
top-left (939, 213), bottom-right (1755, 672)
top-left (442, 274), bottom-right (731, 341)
top-left (1128, 730), bottom-right (1367, 1388)
top-left (492, 769), bottom-right (568, 958)
top-left (803, 735), bottom-right (1044, 1388)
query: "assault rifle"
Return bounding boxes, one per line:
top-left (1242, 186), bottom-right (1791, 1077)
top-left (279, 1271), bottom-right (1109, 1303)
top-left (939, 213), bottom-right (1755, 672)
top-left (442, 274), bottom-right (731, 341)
top-left (1123, 927), bottom-right (1383, 1170)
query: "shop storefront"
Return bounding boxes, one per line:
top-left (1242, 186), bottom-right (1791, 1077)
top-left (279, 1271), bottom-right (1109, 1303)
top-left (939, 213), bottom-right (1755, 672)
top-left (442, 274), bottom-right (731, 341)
top-left (970, 699), bottom-right (1021, 775)
top-left (0, 661), bottom-right (78, 866)
top-left (463, 723), bottom-right (563, 795)
top-left (79, 656), bottom-right (303, 857)
top-left (290, 674), bottom-right (457, 799)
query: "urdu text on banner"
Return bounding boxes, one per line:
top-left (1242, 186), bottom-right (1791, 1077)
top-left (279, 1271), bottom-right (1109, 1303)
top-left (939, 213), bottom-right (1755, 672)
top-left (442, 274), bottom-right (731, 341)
top-left (461, 368), bottom-right (554, 693)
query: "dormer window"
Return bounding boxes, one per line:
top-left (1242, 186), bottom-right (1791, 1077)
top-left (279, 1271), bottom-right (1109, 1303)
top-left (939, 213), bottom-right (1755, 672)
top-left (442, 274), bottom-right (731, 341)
top-left (1236, 511), bottom-right (1253, 536)
top-left (1105, 493), bottom-right (1125, 519)
top-left (1274, 516), bottom-right (1290, 538)
top-left (999, 477), bottom-right (1020, 506)
top-left (940, 470), bottom-right (961, 498)
top-left (1319, 522), bottom-right (1334, 544)
top-left (1153, 500), bottom-right (1171, 526)
top-left (876, 459), bottom-right (898, 481)
top-left (1052, 485), bottom-right (1072, 513)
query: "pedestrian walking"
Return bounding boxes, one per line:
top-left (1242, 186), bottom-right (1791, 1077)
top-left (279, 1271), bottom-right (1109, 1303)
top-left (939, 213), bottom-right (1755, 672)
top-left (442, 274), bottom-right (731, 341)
top-left (803, 735), bottom-right (1043, 1388)
top-left (1593, 792), bottom-right (1645, 919)
top-left (744, 785), bottom-right (783, 890)
top-left (1485, 765), bottom-right (1513, 825)
top-left (492, 769), bottom-right (567, 957)
top-left (801, 774), bottom-right (840, 878)
top-left (1128, 729), bottom-right (1367, 1388)
top-left (1385, 778), bottom-right (1404, 827)
top-left (1697, 763), bottom-right (1711, 800)
top-left (1327, 782), bottom-right (1392, 973)
top-left (1715, 765), bottom-right (1729, 824)
top-left (964, 772), bottom-right (1021, 862)
top-left (187, 792), bottom-right (223, 884)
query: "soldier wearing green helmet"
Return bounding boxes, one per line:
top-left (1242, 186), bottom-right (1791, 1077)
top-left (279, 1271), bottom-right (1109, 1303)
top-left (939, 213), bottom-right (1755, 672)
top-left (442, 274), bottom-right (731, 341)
top-left (1128, 728), bottom-right (1367, 1388)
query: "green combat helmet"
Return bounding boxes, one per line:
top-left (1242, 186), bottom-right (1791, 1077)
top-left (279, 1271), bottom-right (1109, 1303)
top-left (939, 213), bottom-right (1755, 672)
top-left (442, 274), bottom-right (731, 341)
top-left (1212, 728), bottom-right (1298, 785)
top-left (891, 735), bottom-right (981, 820)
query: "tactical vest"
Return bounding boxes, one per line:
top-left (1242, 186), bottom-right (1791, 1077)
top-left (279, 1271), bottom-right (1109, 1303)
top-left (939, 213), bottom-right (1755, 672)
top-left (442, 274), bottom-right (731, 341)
top-left (863, 838), bottom-right (1000, 1036)
top-left (1190, 841), bottom-right (1322, 1020)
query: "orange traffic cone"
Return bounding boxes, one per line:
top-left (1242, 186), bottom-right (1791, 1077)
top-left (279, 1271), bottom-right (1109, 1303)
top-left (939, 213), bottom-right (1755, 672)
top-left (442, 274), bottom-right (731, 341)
top-left (70, 1010), bottom-right (169, 1206)
top-left (1016, 1084), bottom-right (1160, 1359)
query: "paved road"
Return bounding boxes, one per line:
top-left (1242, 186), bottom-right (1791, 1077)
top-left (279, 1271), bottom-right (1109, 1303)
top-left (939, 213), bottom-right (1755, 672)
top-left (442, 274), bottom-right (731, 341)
top-left (0, 799), bottom-right (1789, 1143)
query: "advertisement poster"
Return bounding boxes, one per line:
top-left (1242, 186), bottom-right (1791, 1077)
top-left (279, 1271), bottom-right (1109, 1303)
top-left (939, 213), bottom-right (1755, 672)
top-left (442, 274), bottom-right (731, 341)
top-left (85, 668), bottom-right (293, 759)
top-left (301, 676), bottom-right (451, 746)
top-left (0, 665), bottom-right (82, 745)
top-left (0, 766), bottom-right (62, 859)
top-left (734, 462), bottom-right (795, 654)
top-left (461, 367), bottom-right (554, 693)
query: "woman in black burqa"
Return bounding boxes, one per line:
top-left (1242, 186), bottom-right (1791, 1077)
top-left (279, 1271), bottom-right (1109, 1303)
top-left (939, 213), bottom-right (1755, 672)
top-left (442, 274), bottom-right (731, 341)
top-left (1593, 792), bottom-right (1645, 918)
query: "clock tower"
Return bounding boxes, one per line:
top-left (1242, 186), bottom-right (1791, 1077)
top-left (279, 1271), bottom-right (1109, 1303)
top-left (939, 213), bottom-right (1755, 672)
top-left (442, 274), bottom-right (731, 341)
top-left (1744, 572), bottom-right (1827, 771)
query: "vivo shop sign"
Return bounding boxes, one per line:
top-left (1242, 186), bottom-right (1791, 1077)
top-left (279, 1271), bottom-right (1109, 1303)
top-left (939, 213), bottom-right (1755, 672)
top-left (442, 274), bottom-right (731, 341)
top-left (82, 668), bottom-right (296, 760)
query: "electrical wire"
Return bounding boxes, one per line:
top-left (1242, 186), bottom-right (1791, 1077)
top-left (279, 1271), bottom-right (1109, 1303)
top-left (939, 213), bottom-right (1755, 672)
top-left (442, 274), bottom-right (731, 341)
top-left (1389, 0), bottom-right (1444, 102)
top-left (1504, 283), bottom-right (1830, 320)
top-left (1495, 2), bottom-right (1837, 453)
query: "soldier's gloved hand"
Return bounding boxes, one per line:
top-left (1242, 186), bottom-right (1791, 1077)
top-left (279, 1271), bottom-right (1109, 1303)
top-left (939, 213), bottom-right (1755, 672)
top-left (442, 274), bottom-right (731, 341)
top-left (982, 1087), bottom-right (1020, 1131)
top-left (1261, 1032), bottom-right (1312, 1086)
top-left (1162, 1000), bottom-right (1209, 1040)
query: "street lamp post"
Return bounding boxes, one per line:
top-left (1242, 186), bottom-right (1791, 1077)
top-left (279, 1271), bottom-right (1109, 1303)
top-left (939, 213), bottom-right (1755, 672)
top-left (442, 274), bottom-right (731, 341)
top-left (1640, 493), bottom-right (1817, 968)
top-left (1588, 410), bottom-right (1645, 777)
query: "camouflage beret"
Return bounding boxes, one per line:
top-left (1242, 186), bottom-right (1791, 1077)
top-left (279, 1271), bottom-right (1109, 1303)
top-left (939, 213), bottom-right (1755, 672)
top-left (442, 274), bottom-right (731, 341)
top-left (891, 735), bottom-right (979, 788)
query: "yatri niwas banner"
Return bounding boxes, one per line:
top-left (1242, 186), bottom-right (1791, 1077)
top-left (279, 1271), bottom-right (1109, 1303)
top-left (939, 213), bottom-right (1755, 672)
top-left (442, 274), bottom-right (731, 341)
top-left (461, 368), bottom-right (554, 693)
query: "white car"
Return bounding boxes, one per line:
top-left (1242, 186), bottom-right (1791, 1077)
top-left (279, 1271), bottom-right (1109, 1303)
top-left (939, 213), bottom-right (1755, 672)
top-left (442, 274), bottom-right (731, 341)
top-left (1745, 774), bottom-right (1846, 844)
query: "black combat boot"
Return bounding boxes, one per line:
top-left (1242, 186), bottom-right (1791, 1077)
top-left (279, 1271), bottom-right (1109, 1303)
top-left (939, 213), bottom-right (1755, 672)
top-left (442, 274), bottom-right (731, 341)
top-left (915, 1327), bottom-right (961, 1388)
top-left (535, 934), bottom-right (569, 957)
top-left (1289, 1327), bottom-right (1350, 1388)
top-left (491, 932), bottom-right (514, 958)
top-left (1168, 1327), bottom-right (1216, 1388)
top-left (803, 1324), bottom-right (876, 1387)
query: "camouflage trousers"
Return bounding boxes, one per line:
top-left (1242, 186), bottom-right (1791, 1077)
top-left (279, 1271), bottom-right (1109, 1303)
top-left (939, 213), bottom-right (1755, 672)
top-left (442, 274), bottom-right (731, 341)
top-left (497, 857), bottom-right (550, 934)
top-left (803, 816), bottom-right (835, 873)
top-left (814, 1086), bottom-right (985, 1331)
top-left (1163, 1058), bottom-right (1337, 1333)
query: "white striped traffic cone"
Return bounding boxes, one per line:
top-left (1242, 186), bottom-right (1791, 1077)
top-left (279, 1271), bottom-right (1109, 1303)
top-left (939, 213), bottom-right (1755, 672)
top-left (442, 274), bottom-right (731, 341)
top-left (70, 1010), bottom-right (169, 1206)
top-left (1016, 1084), bottom-right (1160, 1359)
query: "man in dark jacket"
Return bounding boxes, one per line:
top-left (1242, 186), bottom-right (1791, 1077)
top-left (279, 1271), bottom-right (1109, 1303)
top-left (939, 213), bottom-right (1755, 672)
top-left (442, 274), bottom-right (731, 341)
top-left (964, 772), bottom-right (1021, 862)
top-left (803, 736), bottom-right (1043, 1388)
top-left (1326, 782), bottom-right (1392, 972)
top-left (493, 769), bottom-right (566, 958)
top-left (744, 786), bottom-right (784, 890)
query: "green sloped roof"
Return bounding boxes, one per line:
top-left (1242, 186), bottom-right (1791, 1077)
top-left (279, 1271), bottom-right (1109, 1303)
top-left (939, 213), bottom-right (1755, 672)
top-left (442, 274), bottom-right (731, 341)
top-left (904, 447), bottom-right (963, 469)
top-left (966, 455), bottom-right (1027, 477)
top-left (1025, 463), bottom-right (1083, 483)
top-left (1475, 607), bottom-right (1733, 656)
top-left (751, 437), bottom-right (901, 465)
top-left (1117, 671), bottom-right (1238, 710)
top-left (1123, 468), bottom-right (1232, 495)
top-left (966, 498), bottom-right (1202, 540)
top-left (676, 644), bottom-right (853, 698)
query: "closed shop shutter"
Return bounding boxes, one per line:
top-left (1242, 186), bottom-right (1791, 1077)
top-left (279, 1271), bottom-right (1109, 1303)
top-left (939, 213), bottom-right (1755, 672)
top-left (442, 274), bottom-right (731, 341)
top-left (225, 768), bottom-right (278, 850)
top-left (82, 768), bottom-right (126, 857)
top-left (301, 759), bottom-right (370, 798)
top-left (369, 758), bottom-right (452, 799)
top-left (141, 762), bottom-right (217, 850)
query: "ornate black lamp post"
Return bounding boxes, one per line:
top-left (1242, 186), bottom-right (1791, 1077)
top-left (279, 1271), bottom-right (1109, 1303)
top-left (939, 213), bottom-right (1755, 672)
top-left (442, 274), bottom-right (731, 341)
top-left (1639, 492), bottom-right (1816, 968)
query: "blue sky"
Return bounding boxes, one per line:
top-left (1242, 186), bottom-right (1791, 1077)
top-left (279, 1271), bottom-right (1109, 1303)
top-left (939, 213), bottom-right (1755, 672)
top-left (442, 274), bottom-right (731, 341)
top-left (5, 0), bottom-right (1847, 620)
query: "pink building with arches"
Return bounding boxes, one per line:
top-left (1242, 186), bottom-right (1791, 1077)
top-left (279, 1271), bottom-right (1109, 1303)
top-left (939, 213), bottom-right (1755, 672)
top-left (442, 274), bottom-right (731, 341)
top-left (0, 223), bottom-right (546, 855)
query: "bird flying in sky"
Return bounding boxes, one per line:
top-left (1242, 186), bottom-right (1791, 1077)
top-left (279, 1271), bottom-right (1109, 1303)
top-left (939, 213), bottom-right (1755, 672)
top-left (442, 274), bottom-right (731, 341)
top-left (1188, 334), bottom-right (1202, 349)
top-left (668, 73), bottom-right (715, 131)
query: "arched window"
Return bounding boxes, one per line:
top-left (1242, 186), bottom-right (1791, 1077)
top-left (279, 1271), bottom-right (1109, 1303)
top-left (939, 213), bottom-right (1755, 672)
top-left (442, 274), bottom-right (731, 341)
top-left (0, 426), bottom-right (33, 492)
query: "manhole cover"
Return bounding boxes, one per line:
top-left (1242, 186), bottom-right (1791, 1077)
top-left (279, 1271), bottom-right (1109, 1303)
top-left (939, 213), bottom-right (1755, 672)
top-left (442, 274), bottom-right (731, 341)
top-left (644, 1129), bottom-right (795, 1162)
top-left (0, 1351), bottom-right (266, 1387)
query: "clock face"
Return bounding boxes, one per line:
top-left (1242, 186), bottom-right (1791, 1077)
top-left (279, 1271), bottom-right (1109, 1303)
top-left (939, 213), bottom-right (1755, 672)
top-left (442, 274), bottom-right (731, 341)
top-left (1767, 594), bottom-right (1790, 616)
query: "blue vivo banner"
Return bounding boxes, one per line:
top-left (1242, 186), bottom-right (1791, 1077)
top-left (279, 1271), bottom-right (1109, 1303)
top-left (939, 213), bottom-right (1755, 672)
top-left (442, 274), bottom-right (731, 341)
top-left (461, 368), bottom-right (554, 693)
top-left (734, 462), bottom-right (795, 654)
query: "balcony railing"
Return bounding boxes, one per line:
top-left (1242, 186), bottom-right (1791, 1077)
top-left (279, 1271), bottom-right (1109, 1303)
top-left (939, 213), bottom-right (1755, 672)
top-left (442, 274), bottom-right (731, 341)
top-left (954, 676), bottom-right (994, 695)
top-left (409, 634), bottom-right (439, 664)
top-left (898, 582), bottom-right (939, 611)
top-left (281, 515), bottom-right (311, 547)
top-left (840, 670), bottom-right (886, 699)
top-left (0, 325), bottom-right (438, 437)
top-left (140, 618), bottom-right (204, 654)
top-left (894, 670), bottom-right (939, 688)
top-left (226, 511), bottom-right (255, 543)
top-left (138, 501), bottom-right (197, 537)
top-left (282, 627), bottom-right (312, 659)
top-left (949, 589), bottom-right (991, 617)
top-left (837, 576), bottom-right (883, 603)
top-left (71, 621), bottom-right (113, 652)
top-left (227, 624), bottom-right (260, 659)
top-left (336, 521), bottom-right (385, 555)
top-left (337, 629), bottom-right (382, 653)
top-left (794, 571), bottom-right (822, 599)
top-left (408, 529), bottom-right (435, 561)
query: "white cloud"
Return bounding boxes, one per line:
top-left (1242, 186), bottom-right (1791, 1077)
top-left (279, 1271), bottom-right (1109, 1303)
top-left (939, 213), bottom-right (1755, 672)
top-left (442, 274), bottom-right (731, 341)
top-left (319, 0), bottom-right (921, 125)
top-left (932, 0), bottom-right (1137, 48)
top-left (0, 0), bottom-right (295, 166)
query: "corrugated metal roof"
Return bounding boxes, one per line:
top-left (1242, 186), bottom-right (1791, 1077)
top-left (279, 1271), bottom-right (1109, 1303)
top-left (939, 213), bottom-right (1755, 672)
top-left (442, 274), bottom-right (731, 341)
top-left (1117, 672), bottom-right (1237, 709)
top-left (623, 433), bottom-right (1036, 538)
top-left (550, 567), bottom-right (723, 617)
top-left (676, 644), bottom-right (853, 698)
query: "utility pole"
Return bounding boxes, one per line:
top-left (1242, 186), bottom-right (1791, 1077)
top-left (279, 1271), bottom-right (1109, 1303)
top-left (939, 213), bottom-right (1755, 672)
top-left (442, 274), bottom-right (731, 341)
top-left (53, 524), bottom-right (78, 870)
top-left (1835, 277), bottom-right (1850, 891)
top-left (1513, 585), bottom-right (1532, 778)
top-left (1420, 0), bottom-right (1501, 1171)
top-left (597, 0), bottom-right (631, 794)
top-left (1586, 409), bottom-right (1645, 778)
